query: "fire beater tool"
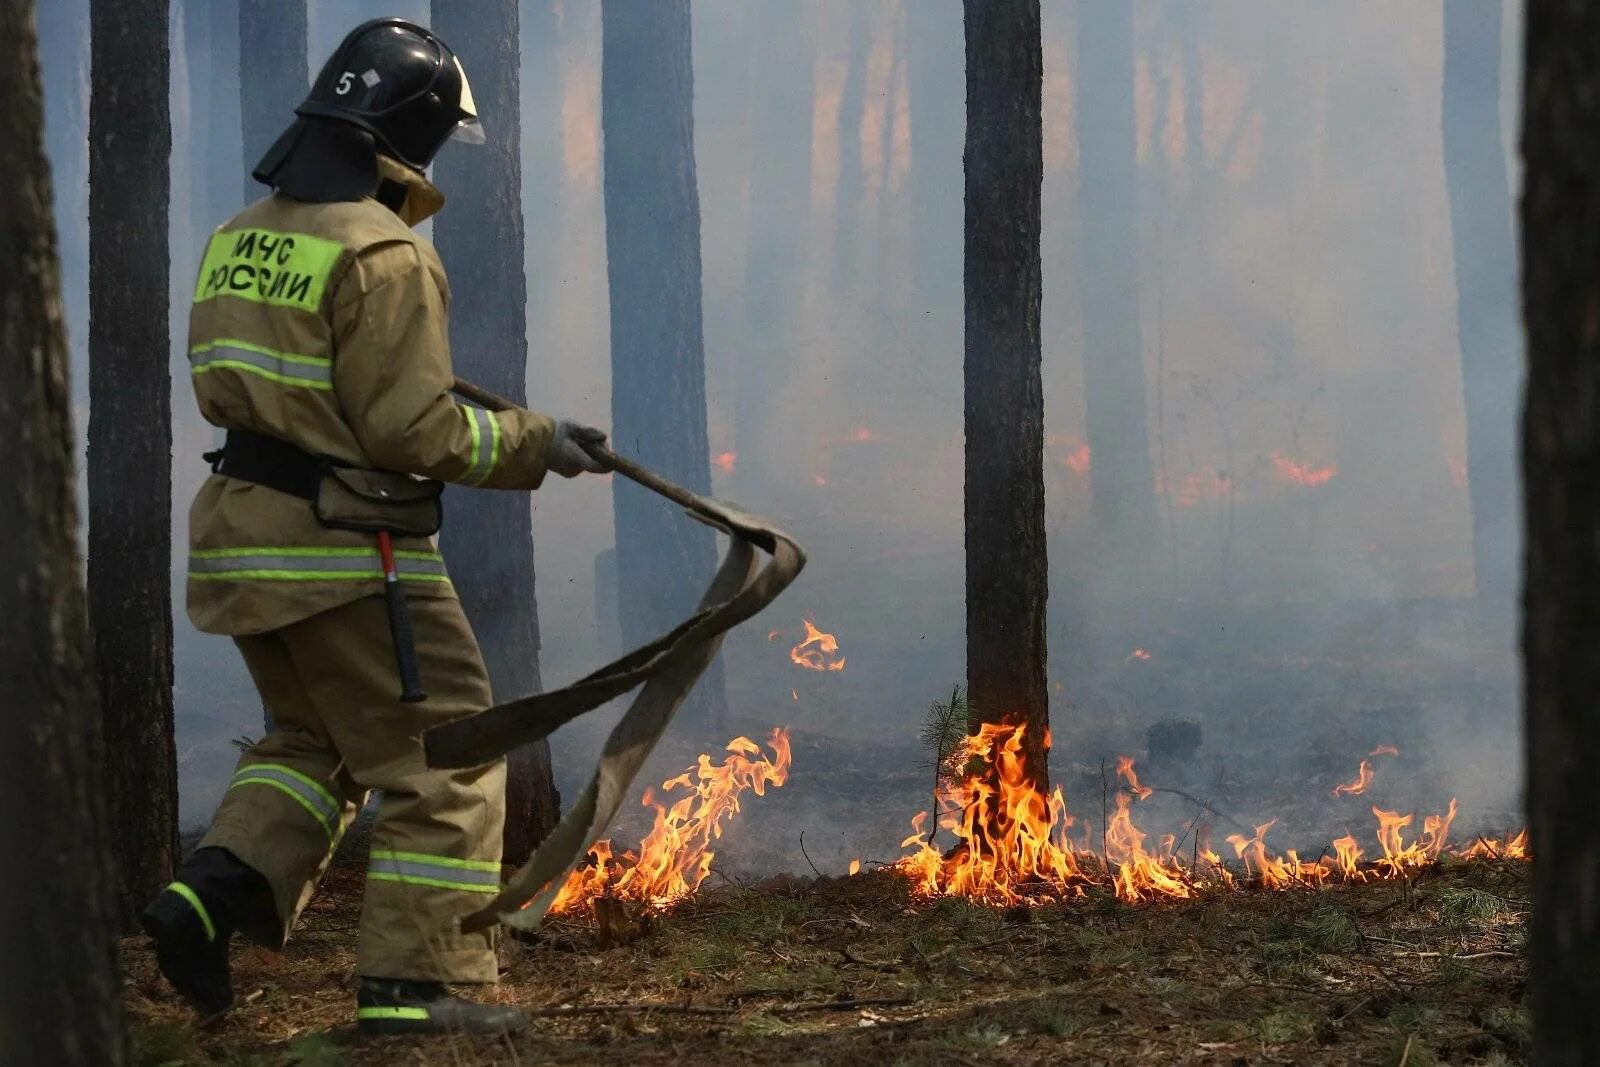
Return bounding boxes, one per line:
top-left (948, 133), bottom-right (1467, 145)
top-left (425, 377), bottom-right (807, 933)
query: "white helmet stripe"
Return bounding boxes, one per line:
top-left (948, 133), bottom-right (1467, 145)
top-left (453, 55), bottom-right (478, 119)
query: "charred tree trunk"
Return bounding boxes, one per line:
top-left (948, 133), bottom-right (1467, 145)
top-left (601, 0), bottom-right (726, 736)
top-left (962, 0), bottom-right (1048, 782)
top-left (1, 2), bottom-right (125, 1059)
top-left (88, 0), bottom-right (178, 930)
top-left (238, 0), bottom-right (306, 206)
top-left (1075, 0), bottom-right (1156, 564)
top-left (1443, 0), bottom-right (1520, 626)
top-left (1522, 4), bottom-right (1600, 1060)
top-left (430, 0), bottom-right (560, 863)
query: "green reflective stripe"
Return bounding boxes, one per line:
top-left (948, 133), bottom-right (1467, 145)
top-left (167, 881), bottom-right (216, 942)
top-left (484, 410), bottom-right (501, 481)
top-left (190, 340), bottom-right (332, 391)
top-left (371, 849), bottom-right (501, 873)
top-left (190, 569), bottom-right (451, 584)
top-left (358, 1006), bottom-right (430, 1021)
top-left (368, 871), bottom-right (500, 894)
top-left (195, 228), bottom-right (343, 312)
top-left (229, 763), bottom-right (341, 840)
top-left (192, 359), bottom-right (334, 391)
top-left (236, 762), bottom-right (341, 812)
top-left (189, 547), bottom-right (449, 584)
top-left (369, 850), bottom-right (501, 893)
top-left (460, 405), bottom-right (499, 485)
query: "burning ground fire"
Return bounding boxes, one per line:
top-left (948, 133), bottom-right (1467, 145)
top-left (550, 728), bottom-right (792, 915)
top-left (790, 617), bottom-right (846, 672)
top-left (894, 722), bottom-right (1525, 906)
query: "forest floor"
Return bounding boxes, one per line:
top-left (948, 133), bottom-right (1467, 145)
top-left (123, 856), bottom-right (1529, 1066)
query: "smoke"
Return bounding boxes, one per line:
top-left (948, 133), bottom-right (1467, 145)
top-left (38, 0), bottom-right (1524, 845)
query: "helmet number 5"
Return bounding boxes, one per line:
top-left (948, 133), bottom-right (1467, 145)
top-left (335, 71), bottom-right (355, 95)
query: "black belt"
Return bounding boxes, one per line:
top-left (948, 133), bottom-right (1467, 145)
top-left (203, 429), bottom-right (323, 500)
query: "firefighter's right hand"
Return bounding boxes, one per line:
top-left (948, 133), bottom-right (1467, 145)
top-left (549, 419), bottom-right (609, 477)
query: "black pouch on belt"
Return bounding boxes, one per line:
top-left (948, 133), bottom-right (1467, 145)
top-left (312, 465), bottom-right (445, 537)
top-left (207, 428), bottom-right (445, 536)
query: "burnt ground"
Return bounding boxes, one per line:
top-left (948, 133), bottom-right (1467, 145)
top-left (123, 856), bottom-right (1529, 1066)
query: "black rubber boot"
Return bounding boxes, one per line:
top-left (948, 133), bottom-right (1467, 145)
top-left (357, 978), bottom-right (527, 1036)
top-left (139, 847), bottom-right (277, 1020)
top-left (140, 880), bottom-right (234, 1018)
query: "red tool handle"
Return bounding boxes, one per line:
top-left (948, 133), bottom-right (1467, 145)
top-left (376, 531), bottom-right (427, 703)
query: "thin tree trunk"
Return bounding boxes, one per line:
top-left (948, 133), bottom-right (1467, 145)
top-left (1521, 3), bottom-right (1600, 1060)
top-left (601, 0), bottom-right (726, 736)
top-left (89, 0), bottom-right (178, 931)
top-left (0, 1), bottom-right (125, 1059)
top-left (1075, 0), bottom-right (1156, 561)
top-left (238, 0), bottom-right (306, 206)
top-left (1443, 0), bottom-right (1520, 625)
top-left (430, 0), bottom-right (560, 863)
top-left (962, 0), bottom-right (1048, 783)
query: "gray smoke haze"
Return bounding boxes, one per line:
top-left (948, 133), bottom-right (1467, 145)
top-left (37, 0), bottom-right (1525, 873)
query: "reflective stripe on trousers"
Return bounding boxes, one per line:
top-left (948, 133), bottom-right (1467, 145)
top-left (227, 762), bottom-right (343, 841)
top-left (368, 849), bottom-right (501, 894)
top-left (189, 547), bottom-right (449, 583)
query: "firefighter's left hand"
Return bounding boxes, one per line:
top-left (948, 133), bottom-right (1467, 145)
top-left (550, 419), bottom-right (609, 477)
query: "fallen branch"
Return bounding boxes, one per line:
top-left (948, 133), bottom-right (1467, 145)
top-left (525, 996), bottom-right (917, 1019)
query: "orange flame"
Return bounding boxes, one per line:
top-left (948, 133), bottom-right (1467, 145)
top-left (551, 728), bottom-right (792, 914)
top-left (1332, 759), bottom-right (1375, 798)
top-left (712, 450), bottom-right (737, 475)
top-left (1126, 648), bottom-right (1153, 663)
top-left (1271, 451), bottom-right (1338, 488)
top-left (790, 618), bottom-right (846, 672)
top-left (848, 859), bottom-right (861, 876)
top-left (1369, 744), bottom-right (1400, 757)
top-left (892, 724), bottom-right (1522, 907)
top-left (1116, 755), bottom-right (1153, 801)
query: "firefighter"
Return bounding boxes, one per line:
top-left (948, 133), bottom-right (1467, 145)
top-left (139, 19), bottom-right (602, 1036)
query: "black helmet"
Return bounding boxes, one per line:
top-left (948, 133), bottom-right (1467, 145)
top-left (298, 18), bottom-right (483, 171)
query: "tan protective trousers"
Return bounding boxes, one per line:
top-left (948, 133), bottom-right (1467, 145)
top-left (200, 594), bottom-right (505, 983)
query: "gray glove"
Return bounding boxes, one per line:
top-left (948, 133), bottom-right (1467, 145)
top-left (549, 419), bottom-right (609, 477)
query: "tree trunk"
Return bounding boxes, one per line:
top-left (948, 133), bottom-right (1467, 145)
top-left (88, 0), bottom-right (178, 931)
top-left (238, 0), bottom-right (306, 206)
top-left (1075, 0), bottom-right (1156, 561)
top-left (601, 0), bottom-right (726, 736)
top-left (1443, 0), bottom-right (1520, 626)
top-left (0, 2), bottom-right (125, 1059)
top-left (1521, 4), bottom-right (1600, 1060)
top-left (430, 0), bottom-right (560, 863)
top-left (962, 0), bottom-right (1048, 782)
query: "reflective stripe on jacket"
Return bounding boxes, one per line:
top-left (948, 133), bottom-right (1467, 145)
top-left (187, 163), bottom-right (556, 635)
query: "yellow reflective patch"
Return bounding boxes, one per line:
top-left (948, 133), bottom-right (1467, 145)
top-left (194, 228), bottom-right (343, 313)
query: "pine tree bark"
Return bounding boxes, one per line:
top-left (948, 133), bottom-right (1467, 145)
top-left (430, 0), bottom-right (561, 863)
top-left (89, 0), bottom-right (178, 931)
top-left (1522, 3), bottom-right (1600, 1060)
top-left (0, 2), bottom-right (125, 1058)
top-left (1443, 0), bottom-right (1520, 624)
top-left (1075, 0), bottom-right (1156, 559)
top-left (601, 0), bottom-right (726, 736)
top-left (962, 0), bottom-right (1049, 782)
top-left (239, 0), bottom-right (306, 206)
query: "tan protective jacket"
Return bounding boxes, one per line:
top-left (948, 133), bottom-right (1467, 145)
top-left (186, 164), bottom-right (554, 635)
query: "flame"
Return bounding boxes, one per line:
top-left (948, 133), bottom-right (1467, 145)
top-left (1126, 648), bottom-right (1153, 663)
top-left (1369, 744), bottom-right (1400, 757)
top-left (813, 474), bottom-right (828, 487)
top-left (1332, 759), bottom-right (1375, 797)
top-left (712, 450), bottom-right (737, 475)
top-left (848, 859), bottom-right (861, 876)
top-left (551, 729), bottom-right (792, 914)
top-left (893, 724), bottom-right (1524, 907)
top-left (790, 618), bottom-right (846, 672)
top-left (1271, 451), bottom-right (1338, 488)
top-left (1116, 755), bottom-right (1153, 801)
